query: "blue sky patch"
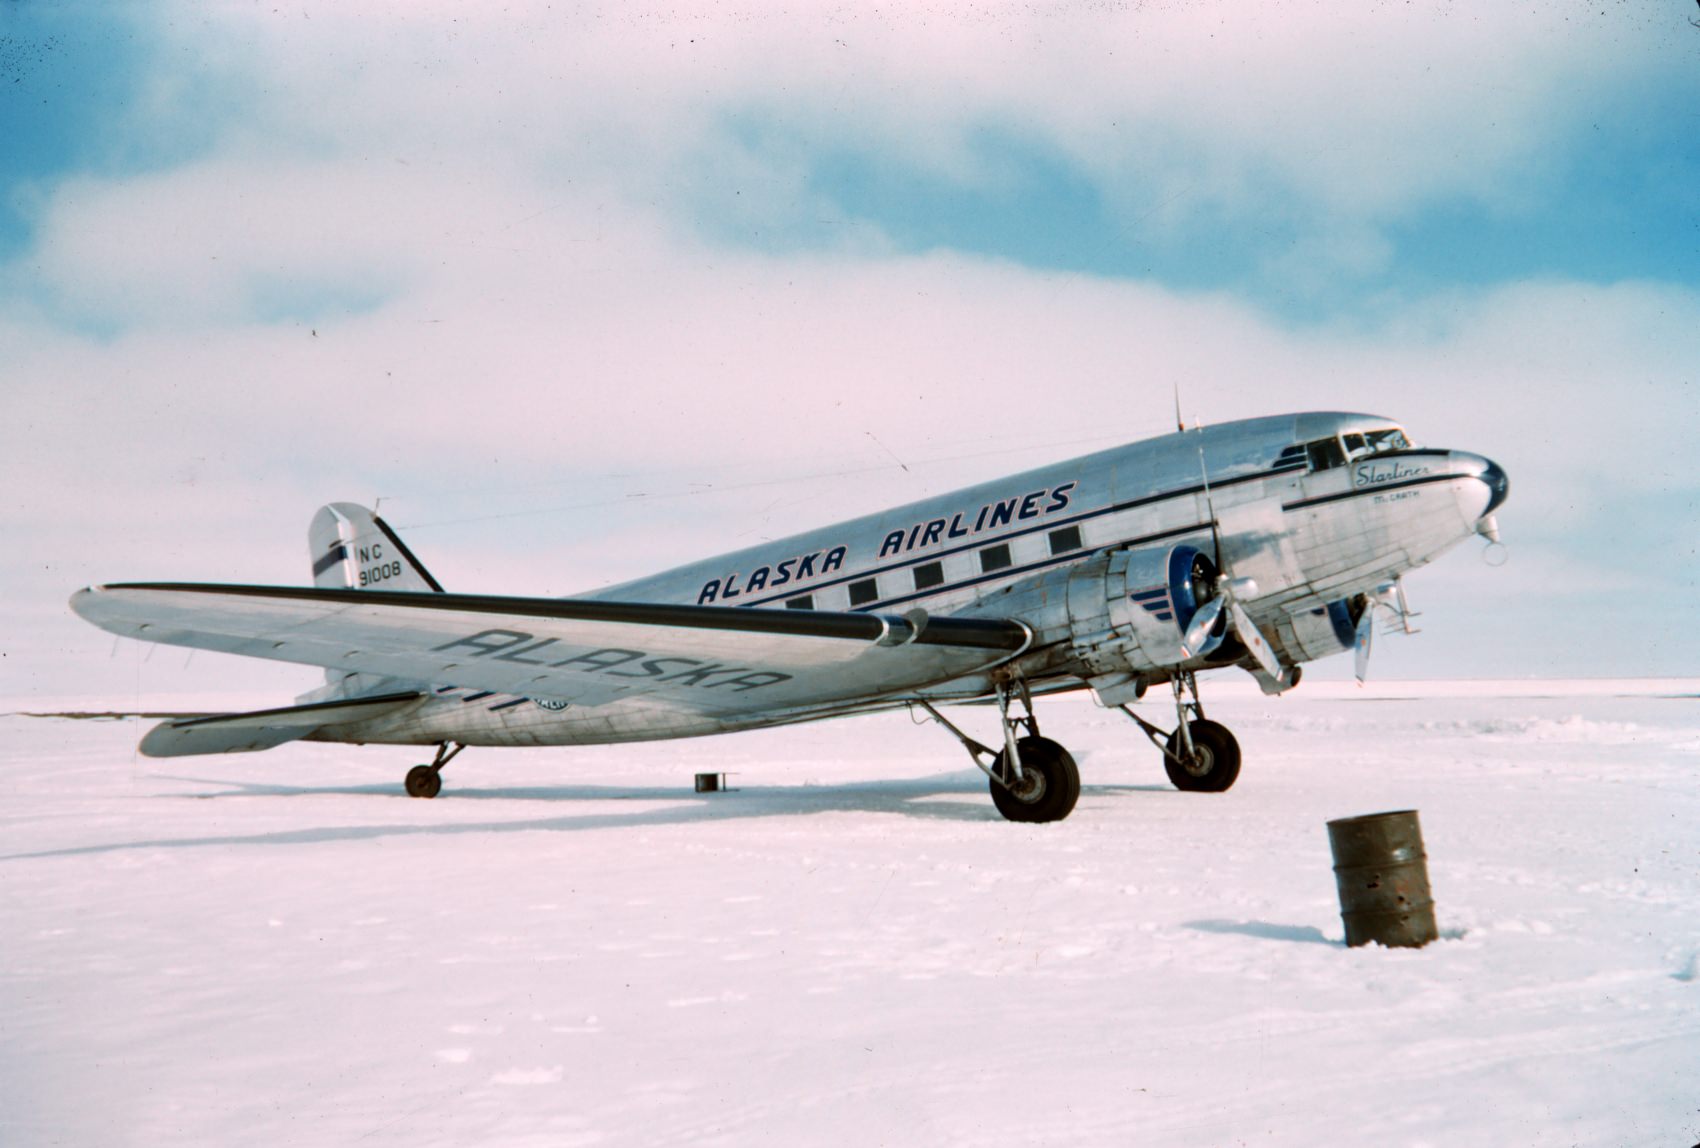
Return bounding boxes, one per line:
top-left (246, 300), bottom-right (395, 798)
top-left (0, 5), bottom-right (234, 261)
top-left (700, 84), bottom-right (1700, 322)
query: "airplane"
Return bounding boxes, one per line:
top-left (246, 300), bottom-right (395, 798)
top-left (69, 411), bottom-right (1508, 823)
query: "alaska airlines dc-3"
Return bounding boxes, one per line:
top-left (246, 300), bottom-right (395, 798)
top-left (70, 412), bottom-right (1508, 823)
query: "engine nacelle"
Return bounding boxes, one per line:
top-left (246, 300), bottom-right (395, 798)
top-left (1064, 544), bottom-right (1218, 677)
top-left (1271, 596), bottom-right (1366, 663)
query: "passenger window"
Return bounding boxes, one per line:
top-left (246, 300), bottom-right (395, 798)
top-left (848, 578), bottom-right (878, 606)
top-left (1306, 438), bottom-right (1347, 471)
top-left (1275, 444), bottom-right (1307, 468)
top-left (913, 562), bottom-right (944, 590)
top-left (785, 595), bottom-right (813, 610)
top-left (980, 543), bottom-right (1012, 573)
top-left (1048, 525), bottom-right (1082, 555)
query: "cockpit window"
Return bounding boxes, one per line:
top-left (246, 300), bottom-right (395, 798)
top-left (1306, 438), bottom-right (1347, 471)
top-left (1284, 427), bottom-right (1413, 473)
top-left (1343, 427), bottom-right (1413, 462)
top-left (1364, 427), bottom-right (1411, 453)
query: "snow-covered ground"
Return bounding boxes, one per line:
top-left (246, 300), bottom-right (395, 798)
top-left (4, 681), bottom-right (1698, 1147)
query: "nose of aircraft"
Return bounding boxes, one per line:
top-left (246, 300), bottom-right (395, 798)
top-left (1480, 457), bottom-right (1509, 514)
top-left (1450, 451), bottom-right (1510, 517)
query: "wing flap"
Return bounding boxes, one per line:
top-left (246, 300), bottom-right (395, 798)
top-left (71, 583), bottom-right (1030, 719)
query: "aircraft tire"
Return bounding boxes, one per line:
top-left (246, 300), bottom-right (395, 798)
top-left (990, 736), bottom-right (1080, 823)
top-left (1164, 720), bottom-right (1241, 793)
top-left (405, 764), bottom-right (443, 799)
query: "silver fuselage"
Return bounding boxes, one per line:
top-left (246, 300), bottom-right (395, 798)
top-left (321, 412), bottom-right (1505, 747)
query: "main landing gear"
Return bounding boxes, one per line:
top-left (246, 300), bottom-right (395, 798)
top-left (916, 675), bottom-right (1081, 823)
top-left (404, 741), bottom-right (464, 799)
top-left (1116, 671), bottom-right (1242, 792)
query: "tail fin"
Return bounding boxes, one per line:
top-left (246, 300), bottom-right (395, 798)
top-left (308, 503), bottom-right (444, 593)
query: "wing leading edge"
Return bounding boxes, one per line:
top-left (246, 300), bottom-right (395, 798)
top-left (69, 583), bottom-right (1032, 720)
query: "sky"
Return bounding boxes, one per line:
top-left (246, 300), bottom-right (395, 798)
top-left (2, 0), bottom-right (1697, 701)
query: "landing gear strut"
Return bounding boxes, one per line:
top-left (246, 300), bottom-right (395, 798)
top-left (1116, 672), bottom-right (1242, 793)
top-left (915, 675), bottom-right (1081, 823)
top-left (404, 741), bottom-right (464, 799)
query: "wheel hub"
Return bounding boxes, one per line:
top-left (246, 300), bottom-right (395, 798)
top-left (1181, 744), bottom-right (1216, 777)
top-left (1008, 767), bottom-right (1048, 804)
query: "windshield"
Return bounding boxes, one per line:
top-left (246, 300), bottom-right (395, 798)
top-left (1280, 426), bottom-right (1415, 473)
top-left (1345, 427), bottom-right (1412, 461)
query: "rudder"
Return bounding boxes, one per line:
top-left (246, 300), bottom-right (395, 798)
top-left (308, 503), bottom-right (444, 593)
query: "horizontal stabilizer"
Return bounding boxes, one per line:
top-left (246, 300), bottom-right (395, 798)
top-left (138, 691), bottom-right (423, 758)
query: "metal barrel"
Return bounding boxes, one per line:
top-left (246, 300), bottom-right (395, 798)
top-left (694, 772), bottom-right (722, 793)
top-left (1326, 810), bottom-right (1438, 948)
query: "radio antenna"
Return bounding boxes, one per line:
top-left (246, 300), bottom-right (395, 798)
top-left (1173, 382), bottom-right (1186, 433)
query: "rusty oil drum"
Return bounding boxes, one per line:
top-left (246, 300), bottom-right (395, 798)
top-left (1326, 810), bottom-right (1438, 948)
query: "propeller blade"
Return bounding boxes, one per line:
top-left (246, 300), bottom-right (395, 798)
top-left (1194, 440), bottom-right (1223, 571)
top-left (1354, 608), bottom-right (1375, 682)
top-left (1180, 597), bottom-right (1224, 659)
top-left (1228, 599), bottom-right (1281, 679)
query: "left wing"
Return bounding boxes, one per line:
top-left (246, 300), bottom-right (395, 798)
top-left (69, 583), bottom-right (1032, 719)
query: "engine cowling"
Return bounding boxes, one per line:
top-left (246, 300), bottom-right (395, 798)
top-left (1270, 596), bottom-right (1366, 663)
top-left (1064, 544), bottom-right (1219, 677)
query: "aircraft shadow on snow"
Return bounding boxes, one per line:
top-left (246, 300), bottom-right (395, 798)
top-left (0, 774), bottom-right (1170, 862)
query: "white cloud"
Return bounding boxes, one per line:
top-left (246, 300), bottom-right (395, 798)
top-left (5, 2), bottom-right (1697, 697)
top-left (9, 194), bottom-right (1695, 564)
top-left (124, 2), bottom-right (1676, 237)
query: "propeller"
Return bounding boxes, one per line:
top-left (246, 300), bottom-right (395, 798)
top-left (1180, 434), bottom-right (1284, 681)
top-left (1181, 576), bottom-right (1282, 680)
top-left (1352, 583), bottom-right (1405, 682)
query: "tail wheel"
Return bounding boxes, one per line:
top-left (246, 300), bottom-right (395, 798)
top-left (1163, 719), bottom-right (1241, 793)
top-left (990, 736), bottom-right (1081, 823)
top-left (404, 764), bottom-right (443, 799)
